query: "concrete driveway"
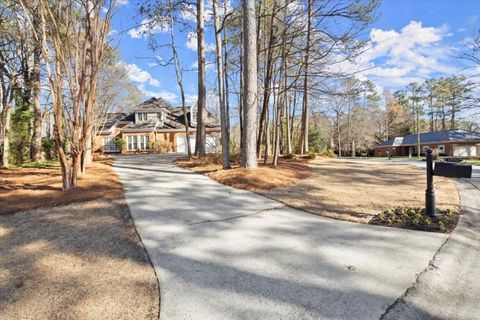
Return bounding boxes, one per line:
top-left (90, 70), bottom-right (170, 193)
top-left (114, 154), bottom-right (452, 320)
top-left (342, 159), bottom-right (480, 319)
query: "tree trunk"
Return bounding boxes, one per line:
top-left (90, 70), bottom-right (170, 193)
top-left (286, 95), bottom-right (292, 154)
top-left (241, 0), bottom-right (258, 169)
top-left (2, 105), bottom-right (11, 168)
top-left (263, 104), bottom-right (269, 165)
top-left (213, 0), bottom-right (231, 168)
top-left (256, 4), bottom-right (276, 157)
top-left (416, 108), bottom-right (421, 158)
top-left (441, 105), bottom-right (446, 130)
top-left (31, 9), bottom-right (42, 162)
top-left (450, 105), bottom-right (456, 129)
top-left (298, 0), bottom-right (312, 154)
top-left (239, 28), bottom-right (244, 150)
top-left (336, 113), bottom-right (342, 157)
top-left (223, 27), bottom-right (231, 145)
top-left (169, 12), bottom-right (191, 159)
top-left (195, 0), bottom-right (207, 158)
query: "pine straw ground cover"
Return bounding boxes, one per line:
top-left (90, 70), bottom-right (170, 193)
top-left (174, 154), bottom-right (312, 190)
top-left (0, 159), bottom-right (159, 319)
top-left (176, 156), bottom-right (460, 232)
top-left (0, 157), bottom-right (119, 215)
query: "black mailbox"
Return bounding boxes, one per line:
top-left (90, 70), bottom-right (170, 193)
top-left (434, 162), bottom-right (472, 178)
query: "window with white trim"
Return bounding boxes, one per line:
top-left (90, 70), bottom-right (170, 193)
top-left (438, 144), bottom-right (445, 155)
top-left (190, 103), bottom-right (197, 126)
top-left (137, 112), bottom-right (148, 122)
top-left (139, 135), bottom-right (149, 150)
top-left (103, 137), bottom-right (119, 152)
top-left (156, 112), bottom-right (164, 121)
top-left (127, 135), bottom-right (137, 150)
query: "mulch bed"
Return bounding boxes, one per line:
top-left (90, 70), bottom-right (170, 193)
top-left (0, 161), bottom-right (123, 215)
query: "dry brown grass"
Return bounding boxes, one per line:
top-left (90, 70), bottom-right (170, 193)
top-left (0, 161), bottom-right (123, 215)
top-left (0, 159), bottom-right (159, 319)
top-left (176, 157), bottom-right (460, 225)
top-left (0, 198), bottom-right (159, 319)
top-left (261, 160), bottom-right (460, 223)
top-left (174, 155), bottom-right (312, 190)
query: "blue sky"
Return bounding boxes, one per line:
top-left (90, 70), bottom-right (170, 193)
top-left (109, 0), bottom-right (480, 104)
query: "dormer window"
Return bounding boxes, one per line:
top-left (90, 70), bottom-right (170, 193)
top-left (137, 112), bottom-right (148, 122)
top-left (156, 112), bottom-right (165, 121)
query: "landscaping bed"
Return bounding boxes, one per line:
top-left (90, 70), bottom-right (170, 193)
top-left (369, 207), bottom-right (459, 233)
top-left (0, 159), bottom-right (121, 215)
top-left (174, 154), bottom-right (312, 191)
top-left (176, 157), bottom-right (461, 232)
top-left (0, 159), bottom-right (160, 319)
top-left (262, 160), bottom-right (460, 224)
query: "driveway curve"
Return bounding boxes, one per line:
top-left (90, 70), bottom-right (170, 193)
top-left (114, 154), bottom-right (451, 320)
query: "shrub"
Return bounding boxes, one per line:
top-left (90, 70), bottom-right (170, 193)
top-left (307, 151), bottom-right (316, 159)
top-left (437, 221), bottom-right (446, 232)
top-left (321, 149), bottom-right (336, 158)
top-left (42, 137), bottom-right (57, 161)
top-left (308, 129), bottom-right (325, 153)
top-left (150, 141), bottom-right (172, 153)
top-left (202, 153), bottom-right (223, 165)
top-left (115, 138), bottom-right (126, 152)
top-left (370, 206), bottom-right (458, 233)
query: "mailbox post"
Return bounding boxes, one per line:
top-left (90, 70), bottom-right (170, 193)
top-left (424, 149), bottom-right (472, 218)
top-left (425, 148), bottom-right (436, 217)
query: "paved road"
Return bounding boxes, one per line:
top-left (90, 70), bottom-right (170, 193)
top-left (114, 155), bottom-right (452, 320)
top-left (343, 159), bottom-right (480, 319)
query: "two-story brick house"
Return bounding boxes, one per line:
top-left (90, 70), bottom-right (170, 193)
top-left (95, 97), bottom-right (221, 154)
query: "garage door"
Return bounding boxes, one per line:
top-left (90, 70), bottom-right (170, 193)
top-left (453, 145), bottom-right (477, 157)
top-left (176, 135), bottom-right (195, 154)
top-left (176, 135), bottom-right (219, 153)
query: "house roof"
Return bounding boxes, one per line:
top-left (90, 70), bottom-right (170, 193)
top-left (101, 97), bottom-right (221, 133)
top-left (99, 112), bottom-right (128, 132)
top-left (133, 97), bottom-right (173, 112)
top-left (375, 129), bottom-right (480, 148)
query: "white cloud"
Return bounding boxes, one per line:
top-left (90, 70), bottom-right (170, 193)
top-left (186, 32), bottom-right (198, 51)
top-left (181, 4), bottom-right (196, 22)
top-left (190, 59), bottom-right (215, 71)
top-left (185, 31), bottom-right (216, 52)
top-left (333, 21), bottom-right (461, 89)
top-left (102, 0), bottom-right (128, 13)
top-left (158, 91), bottom-right (178, 102)
top-left (128, 18), bottom-right (170, 39)
top-left (118, 61), bottom-right (161, 89)
top-left (121, 62), bottom-right (151, 82)
top-left (185, 94), bottom-right (198, 105)
top-left (149, 78), bottom-right (161, 87)
top-left (181, 1), bottom-right (215, 23)
top-left (137, 84), bottom-right (179, 102)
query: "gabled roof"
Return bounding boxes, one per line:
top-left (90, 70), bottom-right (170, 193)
top-left (375, 129), bottom-right (480, 147)
top-left (134, 97), bottom-right (173, 112)
top-left (101, 97), bottom-right (221, 133)
top-left (99, 112), bottom-right (128, 132)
